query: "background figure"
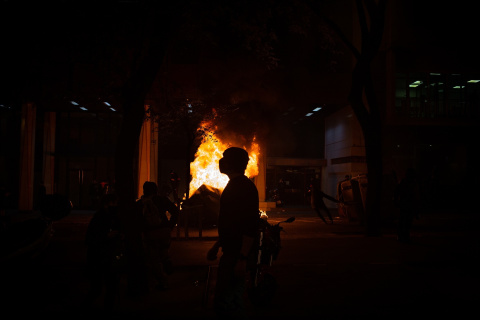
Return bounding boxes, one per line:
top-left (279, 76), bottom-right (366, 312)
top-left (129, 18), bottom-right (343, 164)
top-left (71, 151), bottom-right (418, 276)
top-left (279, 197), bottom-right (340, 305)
top-left (169, 170), bottom-right (181, 206)
top-left (309, 178), bottom-right (341, 224)
top-left (336, 175), bottom-right (351, 219)
top-left (276, 178), bottom-right (286, 207)
top-left (139, 181), bottom-right (179, 291)
top-left (84, 193), bottom-right (124, 312)
top-left (336, 175), bottom-right (351, 203)
top-left (394, 168), bottom-right (420, 243)
top-left (89, 180), bottom-right (102, 209)
top-left (105, 178), bottom-right (116, 195)
top-left (207, 147), bottom-right (259, 320)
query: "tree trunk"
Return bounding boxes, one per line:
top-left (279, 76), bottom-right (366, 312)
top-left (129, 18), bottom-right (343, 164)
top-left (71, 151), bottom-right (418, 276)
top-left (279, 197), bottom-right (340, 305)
top-left (349, 58), bottom-right (383, 236)
top-left (115, 38), bottom-right (171, 296)
top-left (115, 95), bottom-right (149, 296)
top-left (345, 0), bottom-right (386, 236)
top-left (363, 122), bottom-right (383, 236)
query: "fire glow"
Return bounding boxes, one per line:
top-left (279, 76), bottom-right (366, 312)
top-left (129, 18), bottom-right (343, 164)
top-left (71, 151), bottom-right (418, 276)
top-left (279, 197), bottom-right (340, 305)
top-left (189, 121), bottom-right (260, 196)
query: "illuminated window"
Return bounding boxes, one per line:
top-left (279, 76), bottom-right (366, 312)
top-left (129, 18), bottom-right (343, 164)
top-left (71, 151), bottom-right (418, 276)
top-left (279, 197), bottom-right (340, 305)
top-left (395, 72), bottom-right (480, 118)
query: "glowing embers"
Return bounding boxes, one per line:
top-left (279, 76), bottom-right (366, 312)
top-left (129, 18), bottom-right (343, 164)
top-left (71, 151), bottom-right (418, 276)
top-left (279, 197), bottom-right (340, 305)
top-left (189, 121), bottom-right (260, 196)
top-left (260, 210), bottom-right (268, 219)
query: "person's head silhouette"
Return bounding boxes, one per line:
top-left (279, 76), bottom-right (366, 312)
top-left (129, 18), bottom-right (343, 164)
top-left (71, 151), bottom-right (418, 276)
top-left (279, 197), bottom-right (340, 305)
top-left (143, 181), bottom-right (158, 197)
top-left (219, 147), bottom-right (249, 175)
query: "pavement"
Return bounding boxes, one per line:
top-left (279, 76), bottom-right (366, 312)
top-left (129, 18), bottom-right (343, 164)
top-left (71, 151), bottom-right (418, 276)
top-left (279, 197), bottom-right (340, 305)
top-left (2, 206), bottom-right (479, 319)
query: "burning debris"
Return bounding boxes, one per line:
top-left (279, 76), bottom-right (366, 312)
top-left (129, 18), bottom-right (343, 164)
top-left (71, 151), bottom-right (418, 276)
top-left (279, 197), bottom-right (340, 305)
top-left (182, 120), bottom-right (260, 227)
top-left (189, 120), bottom-right (259, 196)
top-left (182, 184), bottom-right (222, 227)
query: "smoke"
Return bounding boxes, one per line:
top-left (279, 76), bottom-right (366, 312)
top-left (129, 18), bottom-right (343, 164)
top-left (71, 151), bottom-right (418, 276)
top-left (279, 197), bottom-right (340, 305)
top-left (212, 102), bottom-right (269, 149)
top-left (209, 98), bottom-right (302, 157)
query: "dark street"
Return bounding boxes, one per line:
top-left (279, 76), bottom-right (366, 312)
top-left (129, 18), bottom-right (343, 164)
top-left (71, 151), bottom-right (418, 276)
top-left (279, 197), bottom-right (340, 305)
top-left (3, 207), bottom-right (478, 319)
top-left (1, 2), bottom-right (479, 319)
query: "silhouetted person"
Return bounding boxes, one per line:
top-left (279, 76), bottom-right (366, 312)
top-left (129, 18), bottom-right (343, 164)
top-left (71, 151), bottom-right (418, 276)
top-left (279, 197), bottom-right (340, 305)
top-left (276, 178), bottom-right (286, 206)
top-left (84, 193), bottom-right (123, 312)
top-left (104, 178), bottom-right (116, 195)
top-left (89, 179), bottom-right (102, 209)
top-left (138, 181), bottom-right (179, 290)
top-left (394, 168), bottom-right (420, 243)
top-left (337, 175), bottom-right (350, 203)
top-left (207, 147), bottom-right (259, 319)
top-left (310, 178), bottom-right (341, 224)
top-left (169, 170), bottom-right (181, 206)
top-left (336, 175), bottom-right (351, 219)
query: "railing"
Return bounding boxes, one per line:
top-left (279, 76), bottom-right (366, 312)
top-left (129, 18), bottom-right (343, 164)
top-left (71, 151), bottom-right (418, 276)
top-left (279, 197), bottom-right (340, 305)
top-left (176, 204), bottom-right (215, 239)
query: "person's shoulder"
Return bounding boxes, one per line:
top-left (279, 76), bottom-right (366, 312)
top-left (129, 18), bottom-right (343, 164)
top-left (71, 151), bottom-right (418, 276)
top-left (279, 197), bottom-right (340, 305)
top-left (152, 195), bottom-right (174, 207)
top-left (152, 194), bottom-right (167, 202)
top-left (239, 175), bottom-right (254, 183)
top-left (238, 175), bottom-right (257, 187)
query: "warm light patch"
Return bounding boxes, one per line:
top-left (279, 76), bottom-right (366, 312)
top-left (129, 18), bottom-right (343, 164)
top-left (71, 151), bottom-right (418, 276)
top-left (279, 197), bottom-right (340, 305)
top-left (246, 137), bottom-right (260, 178)
top-left (260, 210), bottom-right (268, 219)
top-left (189, 121), bottom-right (260, 196)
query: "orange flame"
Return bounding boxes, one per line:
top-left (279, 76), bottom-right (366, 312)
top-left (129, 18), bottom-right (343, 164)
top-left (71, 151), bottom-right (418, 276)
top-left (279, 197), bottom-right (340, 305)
top-left (189, 121), bottom-right (259, 196)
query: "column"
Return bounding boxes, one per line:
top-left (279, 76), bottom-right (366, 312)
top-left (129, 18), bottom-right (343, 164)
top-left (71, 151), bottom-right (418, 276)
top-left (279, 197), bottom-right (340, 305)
top-left (19, 102), bottom-right (36, 211)
top-left (150, 116), bottom-right (158, 187)
top-left (256, 143), bottom-right (274, 211)
top-left (43, 112), bottom-right (56, 194)
top-left (256, 145), bottom-right (266, 202)
top-left (137, 105), bottom-right (158, 198)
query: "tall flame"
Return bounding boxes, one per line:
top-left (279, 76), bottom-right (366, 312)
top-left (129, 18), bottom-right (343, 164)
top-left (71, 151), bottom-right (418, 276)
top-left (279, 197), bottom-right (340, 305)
top-left (246, 137), bottom-right (260, 177)
top-left (189, 121), bottom-right (259, 196)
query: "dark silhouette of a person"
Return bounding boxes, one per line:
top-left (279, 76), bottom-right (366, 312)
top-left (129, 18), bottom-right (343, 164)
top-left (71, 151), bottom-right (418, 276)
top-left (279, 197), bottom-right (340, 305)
top-left (207, 147), bottom-right (259, 319)
top-left (169, 170), bottom-right (181, 206)
top-left (89, 179), bottom-right (102, 209)
top-left (84, 193), bottom-right (123, 311)
top-left (337, 175), bottom-right (351, 203)
top-left (138, 181), bottom-right (179, 290)
top-left (310, 178), bottom-right (341, 224)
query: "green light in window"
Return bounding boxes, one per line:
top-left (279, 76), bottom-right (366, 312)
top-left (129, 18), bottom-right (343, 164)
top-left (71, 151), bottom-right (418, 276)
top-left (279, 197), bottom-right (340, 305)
top-left (467, 80), bottom-right (480, 83)
top-left (453, 85), bottom-right (465, 89)
top-left (409, 80), bottom-right (423, 87)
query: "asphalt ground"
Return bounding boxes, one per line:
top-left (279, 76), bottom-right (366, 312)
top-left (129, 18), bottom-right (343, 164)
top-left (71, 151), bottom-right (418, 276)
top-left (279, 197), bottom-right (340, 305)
top-left (2, 206), bottom-right (479, 319)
